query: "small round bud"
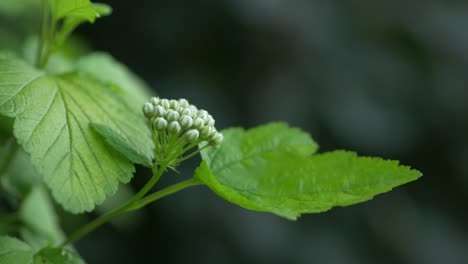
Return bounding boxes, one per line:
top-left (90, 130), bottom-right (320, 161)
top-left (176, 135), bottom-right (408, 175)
top-left (211, 132), bottom-right (223, 145)
top-left (193, 117), bottom-right (205, 129)
top-left (178, 98), bottom-right (189, 108)
top-left (206, 115), bottom-right (215, 127)
top-left (170, 99), bottom-right (179, 109)
top-left (167, 110), bottom-right (180, 121)
top-left (153, 117), bottom-right (168, 131)
top-left (180, 108), bottom-right (193, 117)
top-left (150, 97), bottom-right (160, 106)
top-left (168, 121), bottom-right (182, 134)
top-left (197, 110), bottom-right (209, 118)
top-left (179, 115), bottom-right (193, 129)
top-left (143, 102), bottom-right (154, 118)
top-left (185, 129), bottom-right (199, 141)
top-left (200, 126), bottom-right (215, 139)
top-left (160, 99), bottom-right (170, 109)
top-left (189, 105), bottom-right (198, 113)
top-left (176, 107), bottom-right (185, 114)
top-left (208, 128), bottom-right (218, 141)
top-left (153, 105), bottom-right (167, 117)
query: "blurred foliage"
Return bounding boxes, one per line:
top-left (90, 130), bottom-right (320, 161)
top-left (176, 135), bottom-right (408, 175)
top-left (1, 0), bottom-right (468, 264)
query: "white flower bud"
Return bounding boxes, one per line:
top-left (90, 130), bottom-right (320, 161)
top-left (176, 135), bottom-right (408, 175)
top-left (150, 97), bottom-right (160, 106)
top-left (178, 98), bottom-right (189, 108)
top-left (142, 102), bottom-right (154, 118)
top-left (168, 121), bottom-right (182, 134)
top-left (197, 110), bottom-right (209, 118)
top-left (175, 107), bottom-right (184, 114)
top-left (193, 117), bottom-right (205, 129)
top-left (167, 110), bottom-right (180, 121)
top-left (211, 132), bottom-right (223, 145)
top-left (208, 128), bottom-right (218, 140)
top-left (179, 115), bottom-right (193, 129)
top-left (153, 117), bottom-right (167, 131)
top-left (180, 108), bottom-right (193, 117)
top-left (153, 105), bottom-right (166, 117)
top-left (170, 99), bottom-right (179, 109)
top-left (206, 115), bottom-right (215, 127)
top-left (185, 129), bottom-right (199, 141)
top-left (200, 126), bottom-right (215, 139)
top-left (189, 105), bottom-right (198, 113)
top-left (160, 99), bottom-right (170, 109)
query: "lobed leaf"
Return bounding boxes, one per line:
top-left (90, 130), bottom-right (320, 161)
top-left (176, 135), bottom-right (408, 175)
top-left (47, 0), bottom-right (100, 22)
top-left (50, 0), bottom-right (112, 46)
top-left (196, 123), bottom-right (422, 220)
top-left (0, 57), bottom-right (153, 213)
top-left (75, 52), bottom-right (152, 110)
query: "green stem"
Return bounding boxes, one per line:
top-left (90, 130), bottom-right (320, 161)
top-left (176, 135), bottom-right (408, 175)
top-left (36, 0), bottom-right (49, 68)
top-left (60, 174), bottom-right (201, 247)
top-left (128, 178), bottom-right (202, 211)
top-left (130, 164), bottom-right (167, 203)
top-left (60, 203), bottom-right (128, 247)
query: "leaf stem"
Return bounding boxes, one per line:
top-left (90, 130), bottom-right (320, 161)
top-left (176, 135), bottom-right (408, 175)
top-left (128, 178), bottom-right (202, 211)
top-left (60, 170), bottom-right (201, 247)
top-left (36, 0), bottom-right (49, 68)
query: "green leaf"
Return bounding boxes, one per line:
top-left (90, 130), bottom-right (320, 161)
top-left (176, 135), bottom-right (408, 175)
top-left (19, 187), bottom-right (65, 250)
top-left (91, 123), bottom-right (152, 167)
top-left (196, 123), bottom-right (422, 220)
top-left (0, 57), bottom-right (153, 213)
top-left (75, 52), bottom-right (152, 110)
top-left (92, 3), bottom-right (112, 17)
top-left (47, 0), bottom-right (99, 22)
top-left (0, 236), bottom-right (33, 264)
top-left (50, 1), bottom-right (112, 46)
top-left (34, 248), bottom-right (85, 264)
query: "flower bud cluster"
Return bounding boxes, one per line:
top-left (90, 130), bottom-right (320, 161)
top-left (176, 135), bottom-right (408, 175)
top-left (142, 97), bottom-right (223, 145)
top-left (143, 97), bottom-right (223, 168)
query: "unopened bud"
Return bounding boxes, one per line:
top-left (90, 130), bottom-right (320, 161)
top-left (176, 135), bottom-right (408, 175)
top-left (181, 108), bottom-right (193, 117)
top-left (193, 117), bottom-right (205, 129)
top-left (170, 99), bottom-right (179, 109)
top-left (168, 121), bottom-right (182, 134)
top-left (208, 128), bottom-right (218, 141)
top-left (143, 102), bottom-right (154, 118)
top-left (167, 110), bottom-right (180, 121)
top-left (211, 132), bottom-right (223, 145)
top-left (160, 99), bottom-right (170, 109)
top-left (150, 97), bottom-right (160, 106)
top-left (206, 115), bottom-right (215, 127)
top-left (178, 98), bottom-right (189, 108)
top-left (189, 105), bottom-right (198, 113)
top-left (185, 129), bottom-right (199, 141)
top-left (200, 126), bottom-right (215, 139)
top-left (179, 115), bottom-right (193, 129)
top-left (197, 110), bottom-right (209, 118)
top-left (153, 105), bottom-right (166, 117)
top-left (153, 117), bottom-right (168, 131)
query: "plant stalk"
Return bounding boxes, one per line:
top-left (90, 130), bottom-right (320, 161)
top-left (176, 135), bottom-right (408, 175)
top-left (36, 0), bottom-right (49, 68)
top-left (128, 178), bottom-right (202, 211)
top-left (61, 170), bottom-right (201, 246)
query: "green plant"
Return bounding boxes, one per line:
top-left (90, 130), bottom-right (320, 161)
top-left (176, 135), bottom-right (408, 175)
top-left (0, 0), bottom-right (422, 263)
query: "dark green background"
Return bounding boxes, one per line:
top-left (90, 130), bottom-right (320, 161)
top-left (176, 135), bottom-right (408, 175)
top-left (2, 0), bottom-right (468, 263)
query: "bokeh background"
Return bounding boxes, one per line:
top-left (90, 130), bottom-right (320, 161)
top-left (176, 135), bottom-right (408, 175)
top-left (1, 0), bottom-right (468, 263)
